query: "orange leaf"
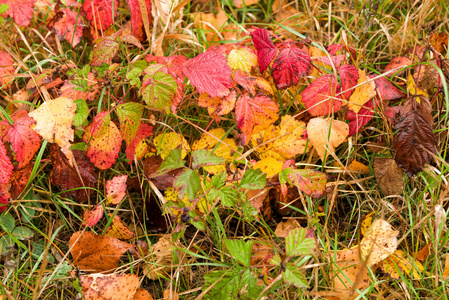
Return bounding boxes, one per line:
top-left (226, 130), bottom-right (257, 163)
top-left (80, 273), bottom-right (139, 300)
top-left (106, 215), bottom-right (135, 240)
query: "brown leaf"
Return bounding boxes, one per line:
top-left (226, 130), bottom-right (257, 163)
top-left (414, 243), bottom-right (431, 261)
top-left (163, 289), bottom-right (179, 300)
top-left (143, 235), bottom-right (174, 280)
top-left (392, 96), bottom-right (437, 176)
top-left (50, 145), bottom-right (97, 203)
top-left (133, 289), bottom-right (154, 300)
top-left (360, 219), bottom-right (398, 266)
top-left (250, 242), bottom-right (275, 266)
top-left (106, 215), bottom-right (135, 240)
top-left (69, 231), bottom-right (134, 272)
top-left (429, 32), bottom-right (448, 55)
top-left (373, 158), bottom-right (404, 196)
top-left (143, 155), bottom-right (183, 190)
top-left (80, 273), bottom-right (139, 300)
top-left (274, 219), bottom-right (301, 238)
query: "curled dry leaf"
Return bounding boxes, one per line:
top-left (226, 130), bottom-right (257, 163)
top-left (29, 97), bottom-right (76, 162)
top-left (105, 175), bottom-right (128, 205)
top-left (246, 187), bottom-right (270, 214)
top-left (347, 70), bottom-right (376, 113)
top-left (373, 158), bottom-right (404, 196)
top-left (79, 273), bottom-right (139, 300)
top-left (69, 231), bottom-right (134, 272)
top-left (360, 219), bottom-right (398, 266)
top-left (306, 117), bottom-right (349, 161)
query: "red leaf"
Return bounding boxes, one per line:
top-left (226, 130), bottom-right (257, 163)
top-left (272, 44), bottom-right (311, 89)
top-left (0, 188), bottom-right (8, 212)
top-left (250, 28), bottom-right (277, 73)
top-left (338, 65), bottom-right (359, 99)
top-left (384, 56), bottom-right (411, 76)
top-left (345, 99), bottom-right (376, 136)
top-left (83, 204), bottom-right (104, 227)
top-left (0, 0), bottom-right (36, 26)
top-left (7, 111), bottom-right (41, 168)
top-left (0, 51), bottom-right (14, 88)
top-left (47, 9), bottom-right (85, 47)
top-left (313, 54), bottom-right (346, 68)
top-left (106, 175), bottom-right (127, 205)
top-left (327, 44), bottom-right (356, 56)
top-left (82, 0), bottom-right (118, 30)
top-left (125, 123), bottom-right (153, 163)
top-left (0, 142), bottom-right (13, 185)
top-left (301, 74), bottom-right (342, 116)
top-left (126, 0), bottom-right (152, 41)
top-left (288, 168), bottom-right (327, 198)
top-left (10, 163), bottom-right (32, 199)
top-left (370, 75), bottom-right (405, 101)
top-left (235, 93), bottom-right (279, 144)
top-left (181, 51), bottom-right (233, 98)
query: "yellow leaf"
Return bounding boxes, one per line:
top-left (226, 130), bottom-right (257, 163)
top-left (347, 70), bottom-right (376, 113)
top-left (407, 74), bottom-right (429, 98)
top-left (29, 97), bottom-right (76, 161)
top-left (251, 125), bottom-right (285, 161)
top-left (106, 215), bottom-right (134, 240)
top-left (227, 47), bottom-right (258, 73)
top-left (253, 156), bottom-right (283, 178)
top-left (309, 46), bottom-right (331, 79)
top-left (380, 250), bottom-right (424, 279)
top-left (360, 219), bottom-right (398, 266)
top-left (192, 128), bottom-right (227, 150)
top-left (306, 117), bottom-right (349, 161)
top-left (153, 132), bottom-right (190, 159)
top-left (360, 212), bottom-right (375, 236)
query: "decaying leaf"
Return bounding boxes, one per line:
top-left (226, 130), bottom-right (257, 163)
top-left (144, 235), bottom-right (175, 280)
top-left (250, 241), bottom-right (275, 266)
top-left (153, 132), bottom-right (190, 159)
top-left (197, 90), bottom-right (237, 118)
top-left (233, 70), bottom-right (273, 96)
top-left (9, 163), bottom-right (32, 199)
top-left (373, 158), bottom-right (404, 195)
top-left (347, 70), bottom-right (376, 113)
top-left (106, 175), bottom-right (128, 205)
top-left (106, 215), bottom-right (135, 240)
top-left (125, 123), bottom-right (153, 163)
top-left (79, 273), bottom-right (140, 300)
top-left (380, 250), bottom-right (424, 279)
top-left (274, 219), bottom-right (302, 238)
top-left (306, 117), bottom-right (349, 161)
top-left (415, 243), bottom-right (431, 262)
top-left (384, 56), bottom-right (411, 76)
top-left (301, 75), bottom-right (342, 116)
top-left (69, 231), bottom-right (134, 272)
top-left (29, 97), bottom-right (76, 161)
top-left (360, 219), bottom-right (398, 266)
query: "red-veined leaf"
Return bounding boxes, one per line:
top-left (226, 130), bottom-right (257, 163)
top-left (312, 54), bottom-right (346, 68)
top-left (301, 74), bottom-right (342, 116)
top-left (141, 65), bottom-right (178, 112)
top-left (288, 168), bottom-right (327, 198)
top-left (0, 142), bottom-right (13, 185)
top-left (370, 75), bottom-right (405, 100)
top-left (82, 0), bottom-right (118, 30)
top-left (327, 44), bottom-right (356, 56)
top-left (250, 28), bottom-right (277, 73)
top-left (0, 0), bottom-right (36, 26)
top-left (126, 0), bottom-right (152, 41)
top-left (181, 51), bottom-right (233, 98)
top-left (83, 204), bottom-right (104, 227)
top-left (338, 65), bottom-right (358, 100)
top-left (272, 44), bottom-right (311, 89)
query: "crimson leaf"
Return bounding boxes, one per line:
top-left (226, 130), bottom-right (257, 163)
top-left (250, 28), bottom-right (277, 73)
top-left (272, 44), bottom-right (310, 89)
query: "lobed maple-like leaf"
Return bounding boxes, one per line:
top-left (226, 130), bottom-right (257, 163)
top-left (0, 51), bottom-right (14, 88)
top-left (272, 44), bottom-right (311, 89)
top-left (82, 0), bottom-right (118, 30)
top-left (84, 111), bottom-right (123, 169)
top-left (337, 64), bottom-right (359, 99)
top-left (0, 142), bottom-right (13, 185)
top-left (227, 46), bottom-right (258, 73)
top-left (47, 8), bottom-right (84, 47)
top-left (0, 0), bottom-right (36, 26)
top-left (116, 102), bottom-right (143, 145)
top-left (141, 65), bottom-right (178, 112)
top-left (181, 51), bottom-right (233, 98)
top-left (50, 145), bottom-right (97, 203)
top-left (126, 0), bottom-right (152, 41)
top-left (370, 75), bottom-right (405, 101)
top-left (105, 175), bottom-right (127, 205)
top-left (5, 111), bottom-right (41, 168)
top-left (392, 96), bottom-right (437, 176)
top-left (301, 74), bottom-right (342, 116)
top-left (125, 123), bottom-right (153, 163)
top-left (250, 28), bottom-right (277, 73)
top-left (235, 93), bottom-right (279, 144)
top-left (345, 99), bottom-right (377, 136)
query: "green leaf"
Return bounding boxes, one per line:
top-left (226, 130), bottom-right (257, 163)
top-left (283, 263), bottom-right (308, 288)
top-left (279, 167), bottom-right (292, 185)
top-left (289, 169), bottom-right (327, 198)
top-left (192, 149), bottom-right (225, 169)
top-left (240, 168), bottom-right (266, 190)
top-left (126, 67), bottom-right (143, 88)
top-left (212, 172), bottom-right (226, 189)
top-left (241, 269), bottom-right (263, 298)
top-left (219, 187), bottom-right (238, 207)
top-left (174, 169), bottom-right (201, 200)
top-left (141, 70), bottom-right (177, 113)
top-left (12, 226), bottom-right (34, 240)
top-left (116, 102), bottom-right (143, 145)
top-left (203, 268), bottom-right (240, 300)
top-left (91, 37), bottom-right (119, 66)
top-left (0, 235), bottom-right (14, 255)
top-left (285, 228), bottom-right (315, 257)
top-left (73, 99), bottom-right (88, 126)
top-left (0, 212), bottom-right (15, 232)
top-left (191, 218), bottom-right (205, 231)
top-left (132, 60), bottom-right (147, 70)
top-left (0, 4), bottom-right (9, 14)
top-left (20, 202), bottom-right (37, 223)
top-left (155, 148), bottom-right (185, 176)
top-left (225, 239), bottom-right (253, 267)
top-left (240, 198), bottom-right (258, 222)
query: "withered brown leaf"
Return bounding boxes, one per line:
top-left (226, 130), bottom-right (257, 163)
top-left (373, 158), bottom-right (404, 196)
top-left (142, 155), bottom-right (182, 190)
top-left (392, 96), bottom-right (437, 176)
top-left (50, 145), bottom-right (97, 203)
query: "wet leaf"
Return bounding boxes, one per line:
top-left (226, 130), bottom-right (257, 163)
top-left (301, 75), bottom-right (342, 116)
top-left (69, 231), bottom-right (134, 272)
top-left (347, 69), bottom-right (376, 113)
top-left (307, 117), bottom-right (349, 161)
top-left (373, 158), bottom-right (404, 196)
top-left (79, 273), bottom-right (139, 300)
top-left (337, 64), bottom-right (358, 100)
top-left (82, 0), bottom-right (118, 30)
top-left (0, 0), bottom-right (35, 26)
top-left (106, 175), bottom-right (127, 205)
top-left (47, 8), bottom-right (84, 47)
top-left (250, 28), bottom-right (277, 73)
top-left (360, 219), bottom-right (398, 266)
top-left (272, 43), bottom-right (311, 89)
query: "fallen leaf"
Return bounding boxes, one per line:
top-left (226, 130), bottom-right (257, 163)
top-left (235, 93), bottom-right (279, 144)
top-left (50, 145), bottom-right (97, 203)
top-left (106, 215), bottom-right (135, 240)
top-left (227, 46), bottom-right (258, 73)
top-left (60, 73), bottom-right (99, 102)
top-left (126, 0), bottom-right (152, 41)
top-left (272, 43), bottom-right (311, 89)
top-left (29, 97), bottom-right (76, 161)
top-left (250, 241), bottom-right (275, 266)
top-left (246, 187), bottom-right (270, 215)
top-left (443, 253), bottom-right (449, 278)
top-left (106, 175), bottom-right (128, 205)
top-left (384, 56), bottom-right (411, 76)
top-left (234, 0), bottom-right (258, 8)
top-left (307, 117), bottom-right (349, 161)
top-left (287, 168), bottom-right (327, 198)
top-left (79, 273), bottom-right (139, 300)
top-left (197, 90), bottom-right (237, 118)
top-left (253, 156), bottom-right (283, 178)
top-left (133, 289), bottom-right (154, 300)
top-left (380, 250), bottom-right (424, 279)
top-left (250, 28), bottom-right (277, 73)
top-left (429, 32), bottom-right (448, 55)
top-left (347, 70), bottom-right (376, 113)
top-left (0, 142), bottom-right (13, 185)
top-left (143, 155), bottom-right (183, 191)
top-left (117, 102), bottom-right (143, 146)
top-left (338, 64), bottom-right (359, 100)
top-left (163, 289), bottom-right (179, 300)
top-left (274, 219), bottom-right (302, 238)
top-left (0, 0), bottom-right (36, 26)
top-left (83, 204), bottom-right (103, 227)
top-left (125, 123), bottom-right (153, 163)
top-left (233, 69), bottom-right (273, 96)
top-left (373, 158), bottom-right (404, 195)
top-left (9, 163), bottom-right (32, 199)
top-left (345, 99), bottom-right (376, 136)
top-left (407, 73), bottom-right (429, 97)
top-left (181, 50), bottom-right (233, 98)
top-left (82, 0), bottom-right (117, 30)
top-left (91, 31), bottom-right (142, 66)
top-left (47, 8), bottom-right (85, 47)
top-left (301, 74), bottom-right (342, 116)
top-left (0, 51), bottom-right (14, 88)
top-left (69, 231), bottom-right (134, 272)
top-left (153, 132), bottom-right (190, 159)
top-left (144, 235), bottom-right (175, 279)
top-left (360, 212), bottom-right (375, 236)
top-left (370, 75), bottom-right (405, 101)
top-left (360, 219), bottom-right (398, 266)
top-left (414, 243), bottom-right (431, 261)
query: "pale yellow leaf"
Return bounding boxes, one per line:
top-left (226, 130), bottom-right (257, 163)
top-left (360, 219), bottom-right (398, 266)
top-left (153, 132), bottom-right (190, 159)
top-left (347, 70), bottom-right (376, 113)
